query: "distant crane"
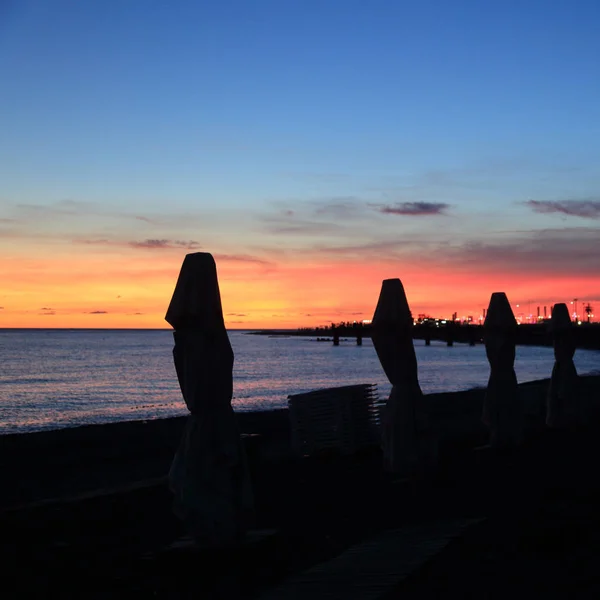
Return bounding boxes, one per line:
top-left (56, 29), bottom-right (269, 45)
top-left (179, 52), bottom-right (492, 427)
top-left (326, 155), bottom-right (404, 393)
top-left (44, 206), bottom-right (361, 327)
top-left (585, 303), bottom-right (594, 323)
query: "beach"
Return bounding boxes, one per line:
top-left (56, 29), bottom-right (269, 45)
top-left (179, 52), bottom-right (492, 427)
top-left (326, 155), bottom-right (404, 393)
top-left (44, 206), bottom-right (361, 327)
top-left (2, 375), bottom-right (600, 597)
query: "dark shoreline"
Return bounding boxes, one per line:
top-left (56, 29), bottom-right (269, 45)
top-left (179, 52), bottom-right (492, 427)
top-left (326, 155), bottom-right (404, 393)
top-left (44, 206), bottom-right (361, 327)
top-left (2, 375), bottom-right (600, 597)
top-left (4, 375), bottom-right (600, 510)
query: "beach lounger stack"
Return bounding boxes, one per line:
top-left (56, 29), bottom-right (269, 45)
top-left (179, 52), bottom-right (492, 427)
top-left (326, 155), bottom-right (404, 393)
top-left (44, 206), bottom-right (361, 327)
top-left (288, 383), bottom-right (381, 457)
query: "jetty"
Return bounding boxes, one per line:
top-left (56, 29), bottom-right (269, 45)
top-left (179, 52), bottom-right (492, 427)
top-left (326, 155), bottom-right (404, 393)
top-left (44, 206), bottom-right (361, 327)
top-left (255, 322), bottom-right (600, 350)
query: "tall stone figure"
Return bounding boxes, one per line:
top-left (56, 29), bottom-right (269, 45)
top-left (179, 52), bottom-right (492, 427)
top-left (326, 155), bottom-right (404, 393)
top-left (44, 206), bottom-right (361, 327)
top-left (166, 252), bottom-right (253, 547)
top-left (371, 279), bottom-right (426, 475)
top-left (482, 292), bottom-right (522, 447)
top-left (546, 303), bottom-right (578, 427)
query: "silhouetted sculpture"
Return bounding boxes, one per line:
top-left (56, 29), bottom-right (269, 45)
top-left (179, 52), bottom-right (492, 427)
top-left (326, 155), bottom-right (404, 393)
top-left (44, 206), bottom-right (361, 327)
top-left (482, 292), bottom-right (522, 447)
top-left (166, 252), bottom-right (253, 547)
top-left (371, 279), bottom-right (427, 474)
top-left (547, 303), bottom-right (578, 427)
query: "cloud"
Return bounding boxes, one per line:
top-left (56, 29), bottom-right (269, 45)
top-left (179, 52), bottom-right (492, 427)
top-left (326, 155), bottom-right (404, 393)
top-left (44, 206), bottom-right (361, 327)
top-left (437, 227), bottom-right (600, 276)
top-left (11, 201), bottom-right (196, 232)
top-left (73, 237), bottom-right (202, 249)
top-left (0, 307), bottom-right (4, 309)
top-left (525, 200), bottom-right (600, 219)
top-left (129, 239), bottom-right (201, 249)
top-left (75, 238), bottom-right (111, 245)
top-left (40, 307), bottom-right (54, 311)
top-left (214, 254), bottom-right (276, 268)
top-left (259, 197), bottom-right (369, 237)
top-left (226, 313), bottom-right (247, 317)
top-left (302, 225), bottom-right (600, 280)
top-left (135, 215), bottom-right (161, 225)
top-left (88, 310), bottom-right (108, 314)
top-left (309, 239), bottom-right (431, 261)
top-left (261, 215), bottom-right (343, 236)
top-left (312, 198), bottom-right (364, 219)
top-left (39, 311), bottom-right (56, 316)
top-left (17, 201), bottom-right (81, 217)
top-left (374, 202), bottom-right (450, 216)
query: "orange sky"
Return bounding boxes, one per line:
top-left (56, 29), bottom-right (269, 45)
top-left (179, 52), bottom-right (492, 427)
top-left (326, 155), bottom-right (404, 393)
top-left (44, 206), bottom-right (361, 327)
top-left (2, 4), bottom-right (600, 329)
top-left (1, 240), bottom-right (597, 328)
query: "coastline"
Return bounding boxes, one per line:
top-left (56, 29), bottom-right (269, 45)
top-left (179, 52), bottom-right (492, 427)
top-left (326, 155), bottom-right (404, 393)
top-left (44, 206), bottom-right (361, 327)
top-left (3, 374), bottom-right (600, 510)
top-left (2, 375), bottom-right (600, 597)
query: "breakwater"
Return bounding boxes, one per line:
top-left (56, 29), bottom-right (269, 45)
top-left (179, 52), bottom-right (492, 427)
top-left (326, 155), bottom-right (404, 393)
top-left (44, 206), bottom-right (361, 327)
top-left (257, 322), bottom-right (600, 349)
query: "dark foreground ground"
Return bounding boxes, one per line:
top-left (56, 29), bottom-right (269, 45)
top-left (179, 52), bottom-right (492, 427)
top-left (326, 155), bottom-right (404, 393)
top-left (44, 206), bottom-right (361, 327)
top-left (2, 379), bottom-right (600, 598)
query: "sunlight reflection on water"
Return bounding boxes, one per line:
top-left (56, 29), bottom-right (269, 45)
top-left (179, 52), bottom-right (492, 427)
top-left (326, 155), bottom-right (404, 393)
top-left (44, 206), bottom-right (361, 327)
top-left (0, 329), bottom-right (598, 434)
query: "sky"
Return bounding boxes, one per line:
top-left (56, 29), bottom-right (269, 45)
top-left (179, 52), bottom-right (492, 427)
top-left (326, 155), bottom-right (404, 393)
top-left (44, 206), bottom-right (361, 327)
top-left (1, 0), bottom-right (599, 328)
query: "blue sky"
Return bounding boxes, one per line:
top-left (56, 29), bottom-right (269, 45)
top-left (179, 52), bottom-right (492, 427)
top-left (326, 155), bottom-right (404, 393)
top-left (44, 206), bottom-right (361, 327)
top-left (2, 0), bottom-right (599, 204)
top-left (1, 0), bottom-right (599, 326)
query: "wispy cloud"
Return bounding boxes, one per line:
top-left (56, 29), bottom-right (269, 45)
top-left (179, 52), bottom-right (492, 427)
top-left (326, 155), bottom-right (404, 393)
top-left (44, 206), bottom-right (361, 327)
top-left (437, 227), bottom-right (600, 276)
top-left (40, 307), bottom-right (54, 311)
top-left (525, 199), bottom-right (600, 219)
top-left (312, 198), bottom-right (364, 219)
top-left (135, 215), bottom-right (161, 225)
top-left (74, 238), bottom-right (111, 245)
top-left (262, 217), bottom-right (343, 235)
top-left (226, 313), bottom-right (247, 317)
top-left (374, 202), bottom-right (450, 216)
top-left (129, 239), bottom-right (201, 249)
top-left (17, 201), bottom-right (81, 217)
top-left (312, 239), bottom-right (422, 259)
top-left (299, 225), bottom-right (600, 279)
top-left (88, 310), bottom-right (108, 314)
top-left (214, 253), bottom-right (276, 268)
top-left (10, 201), bottom-right (197, 230)
top-left (259, 197), bottom-right (369, 236)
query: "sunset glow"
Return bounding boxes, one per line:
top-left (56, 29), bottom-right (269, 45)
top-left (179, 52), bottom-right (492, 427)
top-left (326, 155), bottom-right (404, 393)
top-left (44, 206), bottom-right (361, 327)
top-left (1, 2), bottom-right (599, 329)
top-left (1, 230), bottom-right (597, 328)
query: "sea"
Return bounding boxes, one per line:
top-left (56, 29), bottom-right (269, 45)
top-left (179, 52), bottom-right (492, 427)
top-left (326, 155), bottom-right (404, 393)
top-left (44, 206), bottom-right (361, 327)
top-left (0, 329), bottom-right (599, 435)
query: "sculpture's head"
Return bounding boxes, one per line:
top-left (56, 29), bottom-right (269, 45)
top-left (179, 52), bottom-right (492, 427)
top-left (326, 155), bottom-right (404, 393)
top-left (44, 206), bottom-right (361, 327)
top-left (372, 278), bottom-right (413, 331)
top-left (165, 252), bottom-right (225, 331)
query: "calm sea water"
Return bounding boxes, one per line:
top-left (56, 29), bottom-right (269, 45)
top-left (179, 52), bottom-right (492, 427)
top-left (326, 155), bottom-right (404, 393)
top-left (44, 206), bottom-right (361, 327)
top-left (0, 329), bottom-right (598, 435)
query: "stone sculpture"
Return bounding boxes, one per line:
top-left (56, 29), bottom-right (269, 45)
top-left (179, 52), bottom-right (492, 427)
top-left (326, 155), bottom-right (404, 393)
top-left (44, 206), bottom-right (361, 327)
top-left (546, 303), bottom-right (578, 427)
top-left (166, 252), bottom-right (253, 547)
top-left (371, 279), bottom-right (428, 475)
top-left (482, 292), bottom-right (522, 447)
